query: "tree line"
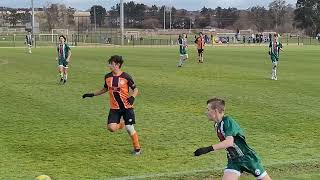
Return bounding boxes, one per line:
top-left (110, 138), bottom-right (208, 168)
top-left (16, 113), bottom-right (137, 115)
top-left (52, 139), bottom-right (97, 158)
top-left (1, 0), bottom-right (320, 36)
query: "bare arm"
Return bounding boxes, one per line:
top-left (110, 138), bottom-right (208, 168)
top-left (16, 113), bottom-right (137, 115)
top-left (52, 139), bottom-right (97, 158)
top-left (56, 48), bottom-right (59, 61)
top-left (93, 87), bottom-right (107, 96)
top-left (82, 87), bottom-right (107, 99)
top-left (67, 50), bottom-right (72, 62)
top-left (212, 136), bottom-right (234, 150)
top-left (194, 136), bottom-right (234, 156)
top-left (131, 87), bottom-right (138, 98)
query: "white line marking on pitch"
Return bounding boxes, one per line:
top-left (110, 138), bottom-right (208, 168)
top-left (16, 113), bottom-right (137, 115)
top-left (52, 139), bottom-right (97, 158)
top-left (0, 59), bottom-right (8, 66)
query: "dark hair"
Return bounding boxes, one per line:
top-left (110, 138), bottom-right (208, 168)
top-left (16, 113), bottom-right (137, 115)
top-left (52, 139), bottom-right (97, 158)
top-left (199, 32), bottom-right (203, 35)
top-left (108, 55), bottom-right (124, 68)
top-left (207, 97), bottom-right (225, 113)
top-left (59, 35), bottom-right (66, 41)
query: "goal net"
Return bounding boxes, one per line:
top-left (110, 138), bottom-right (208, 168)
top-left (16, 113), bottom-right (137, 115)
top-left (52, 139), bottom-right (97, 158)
top-left (38, 29), bottom-right (69, 43)
top-left (52, 29), bottom-right (69, 36)
top-left (239, 29), bottom-right (252, 35)
top-left (125, 31), bottom-right (139, 40)
top-left (38, 33), bottom-right (58, 43)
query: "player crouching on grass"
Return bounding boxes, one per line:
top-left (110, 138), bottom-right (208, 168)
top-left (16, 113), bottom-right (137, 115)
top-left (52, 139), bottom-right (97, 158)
top-left (82, 55), bottom-right (141, 155)
top-left (194, 98), bottom-right (272, 180)
top-left (269, 33), bottom-right (283, 81)
top-left (56, 35), bottom-right (71, 84)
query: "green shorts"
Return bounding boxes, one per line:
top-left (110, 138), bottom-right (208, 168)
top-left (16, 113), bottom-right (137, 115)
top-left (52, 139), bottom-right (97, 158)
top-left (270, 55), bottom-right (279, 63)
top-left (58, 58), bottom-right (68, 68)
top-left (179, 49), bottom-right (187, 55)
top-left (225, 153), bottom-right (266, 179)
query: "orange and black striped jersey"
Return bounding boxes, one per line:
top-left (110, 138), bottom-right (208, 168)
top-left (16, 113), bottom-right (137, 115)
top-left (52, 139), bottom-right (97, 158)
top-left (195, 37), bottom-right (205, 49)
top-left (104, 72), bottom-right (136, 109)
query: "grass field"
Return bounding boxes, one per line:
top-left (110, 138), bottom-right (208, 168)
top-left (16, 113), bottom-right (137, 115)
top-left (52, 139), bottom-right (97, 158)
top-left (0, 46), bottom-right (320, 180)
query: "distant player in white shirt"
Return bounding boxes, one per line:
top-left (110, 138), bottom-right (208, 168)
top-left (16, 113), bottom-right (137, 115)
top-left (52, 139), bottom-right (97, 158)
top-left (25, 31), bottom-right (32, 54)
top-left (268, 33), bottom-right (283, 80)
top-left (177, 33), bottom-right (188, 67)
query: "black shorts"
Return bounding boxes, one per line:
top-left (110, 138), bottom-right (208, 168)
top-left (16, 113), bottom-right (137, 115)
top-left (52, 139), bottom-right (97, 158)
top-left (197, 49), bottom-right (204, 54)
top-left (108, 108), bottom-right (135, 125)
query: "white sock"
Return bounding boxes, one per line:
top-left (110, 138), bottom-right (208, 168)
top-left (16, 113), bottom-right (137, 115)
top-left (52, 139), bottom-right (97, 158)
top-left (178, 58), bottom-right (183, 66)
top-left (64, 74), bottom-right (68, 80)
top-left (271, 69), bottom-right (275, 78)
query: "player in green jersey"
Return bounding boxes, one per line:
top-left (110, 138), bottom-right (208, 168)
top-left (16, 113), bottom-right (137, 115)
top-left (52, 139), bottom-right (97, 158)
top-left (56, 35), bottom-right (72, 84)
top-left (25, 31), bottom-right (33, 54)
top-left (177, 33), bottom-right (188, 67)
top-left (194, 98), bottom-right (272, 180)
top-left (269, 33), bottom-right (283, 80)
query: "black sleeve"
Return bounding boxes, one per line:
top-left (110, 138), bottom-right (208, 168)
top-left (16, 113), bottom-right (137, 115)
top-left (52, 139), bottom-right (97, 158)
top-left (124, 73), bottom-right (136, 90)
top-left (104, 74), bottom-right (109, 88)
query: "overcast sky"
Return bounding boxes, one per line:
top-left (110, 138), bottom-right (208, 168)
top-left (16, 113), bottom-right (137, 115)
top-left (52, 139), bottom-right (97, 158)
top-left (1, 0), bottom-right (297, 11)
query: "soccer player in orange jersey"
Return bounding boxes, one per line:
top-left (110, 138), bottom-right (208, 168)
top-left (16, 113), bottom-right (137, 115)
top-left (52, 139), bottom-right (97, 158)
top-left (195, 32), bottom-right (205, 63)
top-left (82, 55), bottom-right (141, 155)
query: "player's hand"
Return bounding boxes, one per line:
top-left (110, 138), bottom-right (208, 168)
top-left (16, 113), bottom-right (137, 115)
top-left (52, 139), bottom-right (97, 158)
top-left (56, 57), bottom-right (58, 61)
top-left (194, 146), bottom-right (214, 156)
top-left (82, 93), bottom-right (94, 99)
top-left (127, 96), bottom-right (135, 105)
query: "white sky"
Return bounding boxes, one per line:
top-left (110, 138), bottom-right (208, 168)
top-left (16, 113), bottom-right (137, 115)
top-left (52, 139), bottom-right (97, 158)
top-left (0, 0), bottom-right (297, 11)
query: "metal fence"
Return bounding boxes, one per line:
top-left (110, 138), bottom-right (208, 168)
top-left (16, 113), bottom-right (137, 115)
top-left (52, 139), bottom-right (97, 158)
top-left (1, 32), bottom-right (320, 47)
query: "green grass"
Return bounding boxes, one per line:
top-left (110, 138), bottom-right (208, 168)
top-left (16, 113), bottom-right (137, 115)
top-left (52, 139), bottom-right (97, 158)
top-left (0, 46), bottom-right (319, 180)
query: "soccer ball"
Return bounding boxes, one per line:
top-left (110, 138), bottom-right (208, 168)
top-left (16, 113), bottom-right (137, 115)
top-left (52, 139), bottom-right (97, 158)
top-left (35, 175), bottom-right (51, 180)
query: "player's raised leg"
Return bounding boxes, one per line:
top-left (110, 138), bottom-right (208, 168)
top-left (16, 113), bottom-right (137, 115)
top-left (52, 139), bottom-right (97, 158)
top-left (222, 170), bottom-right (240, 180)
